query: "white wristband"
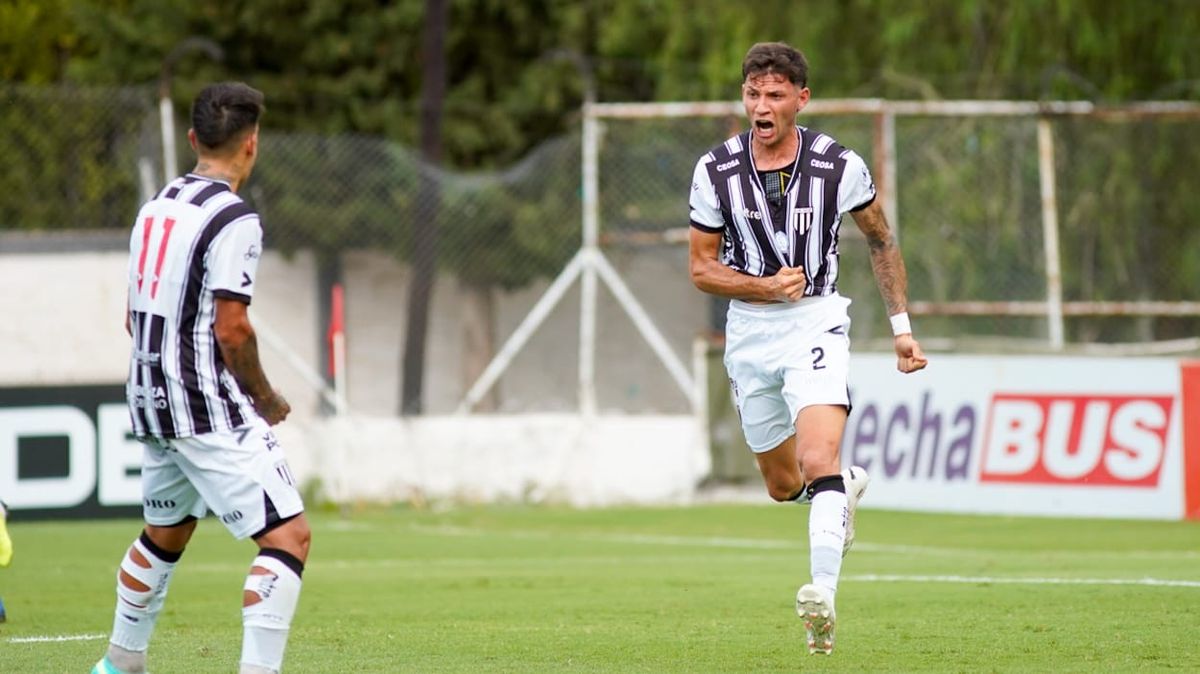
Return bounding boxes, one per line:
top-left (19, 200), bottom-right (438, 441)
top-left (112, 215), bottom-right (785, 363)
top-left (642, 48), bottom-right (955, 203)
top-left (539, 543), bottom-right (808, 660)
top-left (889, 312), bottom-right (912, 336)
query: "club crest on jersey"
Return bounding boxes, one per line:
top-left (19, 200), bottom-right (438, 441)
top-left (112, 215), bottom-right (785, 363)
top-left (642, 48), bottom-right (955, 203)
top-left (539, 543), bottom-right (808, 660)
top-left (794, 207), bottom-right (813, 234)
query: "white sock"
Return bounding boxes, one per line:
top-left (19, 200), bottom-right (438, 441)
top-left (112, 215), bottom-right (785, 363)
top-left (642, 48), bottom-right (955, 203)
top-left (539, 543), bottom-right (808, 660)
top-left (241, 550), bottom-right (304, 673)
top-left (105, 644), bottom-right (148, 673)
top-left (108, 533), bottom-right (181, 666)
top-left (809, 490), bottom-right (848, 597)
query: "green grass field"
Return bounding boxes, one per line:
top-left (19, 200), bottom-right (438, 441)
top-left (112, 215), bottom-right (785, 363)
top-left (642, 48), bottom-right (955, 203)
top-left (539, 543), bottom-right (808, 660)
top-left (3, 503), bottom-right (1200, 673)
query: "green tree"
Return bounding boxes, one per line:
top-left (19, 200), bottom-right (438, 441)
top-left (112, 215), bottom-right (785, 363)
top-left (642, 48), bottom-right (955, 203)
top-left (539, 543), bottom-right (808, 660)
top-left (3, 0), bottom-right (1199, 354)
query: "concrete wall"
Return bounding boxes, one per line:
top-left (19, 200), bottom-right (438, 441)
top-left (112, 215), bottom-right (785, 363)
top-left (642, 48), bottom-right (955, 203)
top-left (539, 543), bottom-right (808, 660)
top-left (1, 240), bottom-right (710, 420)
top-left (0, 240), bottom-right (715, 506)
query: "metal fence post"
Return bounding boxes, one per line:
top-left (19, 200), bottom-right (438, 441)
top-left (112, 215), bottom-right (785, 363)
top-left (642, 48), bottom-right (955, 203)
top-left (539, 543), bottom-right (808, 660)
top-left (1037, 117), bottom-right (1066, 350)
top-left (874, 108), bottom-right (899, 238)
top-left (580, 103), bottom-right (600, 416)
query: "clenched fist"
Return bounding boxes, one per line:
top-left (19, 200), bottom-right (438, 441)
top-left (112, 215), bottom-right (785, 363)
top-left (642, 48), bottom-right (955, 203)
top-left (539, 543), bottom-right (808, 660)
top-left (768, 266), bottom-right (807, 302)
top-left (255, 389), bottom-right (292, 426)
top-left (893, 334), bottom-right (928, 373)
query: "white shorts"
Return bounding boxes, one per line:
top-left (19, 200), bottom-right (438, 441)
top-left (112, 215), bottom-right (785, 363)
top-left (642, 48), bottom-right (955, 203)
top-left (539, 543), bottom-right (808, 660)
top-left (724, 294), bottom-right (852, 454)
top-left (140, 420), bottom-right (305, 540)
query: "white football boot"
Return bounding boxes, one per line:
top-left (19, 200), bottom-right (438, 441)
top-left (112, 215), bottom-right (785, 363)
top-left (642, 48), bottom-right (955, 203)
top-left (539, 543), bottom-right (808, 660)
top-left (841, 465), bottom-right (869, 557)
top-left (796, 583), bottom-right (836, 655)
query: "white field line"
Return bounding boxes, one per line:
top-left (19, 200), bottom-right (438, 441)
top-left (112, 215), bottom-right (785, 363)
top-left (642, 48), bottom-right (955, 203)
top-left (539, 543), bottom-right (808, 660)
top-left (8, 633), bottom-right (107, 644)
top-left (404, 523), bottom-right (1200, 561)
top-left (182, 524), bottom-right (1200, 589)
top-left (849, 574), bottom-right (1200, 588)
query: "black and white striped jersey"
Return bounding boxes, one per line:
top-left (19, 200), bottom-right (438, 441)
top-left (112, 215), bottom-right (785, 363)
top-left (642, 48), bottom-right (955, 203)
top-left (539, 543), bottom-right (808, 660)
top-left (125, 174), bottom-right (263, 438)
top-left (689, 126), bottom-right (876, 296)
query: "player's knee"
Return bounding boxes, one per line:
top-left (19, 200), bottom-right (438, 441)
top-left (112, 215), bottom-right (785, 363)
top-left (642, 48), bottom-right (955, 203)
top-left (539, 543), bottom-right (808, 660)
top-left (259, 516), bottom-right (311, 562)
top-left (799, 449), bottom-right (840, 480)
top-left (289, 519), bottom-right (312, 559)
top-left (144, 519), bottom-right (196, 552)
top-left (297, 533), bottom-right (311, 560)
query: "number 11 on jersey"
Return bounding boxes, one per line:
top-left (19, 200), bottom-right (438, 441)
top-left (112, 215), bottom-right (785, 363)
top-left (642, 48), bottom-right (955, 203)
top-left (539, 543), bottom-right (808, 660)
top-left (136, 215), bottom-right (176, 300)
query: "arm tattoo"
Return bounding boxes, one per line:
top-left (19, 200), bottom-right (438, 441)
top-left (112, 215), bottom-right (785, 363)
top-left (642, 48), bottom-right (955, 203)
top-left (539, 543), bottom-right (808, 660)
top-left (223, 332), bottom-right (274, 401)
top-left (859, 207), bottom-right (909, 316)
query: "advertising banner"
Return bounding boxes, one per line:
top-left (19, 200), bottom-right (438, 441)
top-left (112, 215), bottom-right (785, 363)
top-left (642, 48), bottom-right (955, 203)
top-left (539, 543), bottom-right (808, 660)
top-left (0, 385), bottom-right (140, 519)
top-left (844, 354), bottom-right (1199, 520)
top-left (3, 356), bottom-right (1197, 519)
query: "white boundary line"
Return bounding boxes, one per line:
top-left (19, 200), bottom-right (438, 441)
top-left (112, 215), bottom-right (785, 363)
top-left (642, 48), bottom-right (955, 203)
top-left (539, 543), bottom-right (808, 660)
top-left (9, 633), bottom-right (107, 644)
top-left (122, 525), bottom-right (1200, 591)
top-left (187, 520), bottom-right (1200, 590)
top-left (849, 574), bottom-right (1200, 588)
top-left (182, 555), bottom-right (1200, 589)
top-left (404, 524), bottom-right (1200, 560)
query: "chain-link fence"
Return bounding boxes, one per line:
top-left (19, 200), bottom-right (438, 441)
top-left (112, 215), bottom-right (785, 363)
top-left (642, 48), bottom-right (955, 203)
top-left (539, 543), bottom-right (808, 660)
top-left (5, 85), bottom-right (1200, 416)
top-left (0, 85), bottom-right (160, 231)
top-left (593, 101), bottom-right (1200, 350)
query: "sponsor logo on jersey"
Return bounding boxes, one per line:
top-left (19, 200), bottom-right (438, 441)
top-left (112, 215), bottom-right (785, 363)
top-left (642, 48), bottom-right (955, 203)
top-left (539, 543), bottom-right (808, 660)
top-left (132, 348), bottom-right (161, 365)
top-left (736, 207), bottom-right (762, 221)
top-left (130, 384), bottom-right (169, 410)
top-left (716, 159), bottom-right (740, 171)
top-left (810, 158), bottom-right (835, 170)
top-left (980, 394), bottom-right (1173, 487)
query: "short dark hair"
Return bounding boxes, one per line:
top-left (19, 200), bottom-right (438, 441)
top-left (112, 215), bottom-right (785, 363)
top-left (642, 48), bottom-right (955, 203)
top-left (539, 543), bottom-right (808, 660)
top-left (190, 82), bottom-right (265, 152)
top-left (742, 42), bottom-right (809, 88)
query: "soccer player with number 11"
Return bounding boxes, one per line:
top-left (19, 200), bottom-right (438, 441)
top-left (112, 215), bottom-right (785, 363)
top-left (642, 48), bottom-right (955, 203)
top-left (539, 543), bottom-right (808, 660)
top-left (93, 82), bottom-right (312, 674)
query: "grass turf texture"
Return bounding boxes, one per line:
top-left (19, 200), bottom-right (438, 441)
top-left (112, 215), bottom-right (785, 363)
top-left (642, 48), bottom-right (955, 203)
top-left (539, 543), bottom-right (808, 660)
top-left (3, 505), bottom-right (1199, 673)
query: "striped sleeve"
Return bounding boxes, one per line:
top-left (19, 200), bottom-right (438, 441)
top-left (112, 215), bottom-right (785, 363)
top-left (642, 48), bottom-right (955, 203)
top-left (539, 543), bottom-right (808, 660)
top-left (837, 150), bottom-right (877, 214)
top-left (207, 213), bottom-right (262, 304)
top-left (689, 155), bottom-right (724, 233)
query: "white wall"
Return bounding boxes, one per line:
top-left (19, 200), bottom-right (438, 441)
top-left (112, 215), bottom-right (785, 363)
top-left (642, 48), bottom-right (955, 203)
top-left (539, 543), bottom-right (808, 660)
top-left (0, 245), bottom-right (715, 508)
top-left (2, 244), bottom-right (709, 419)
top-left (277, 413), bottom-right (710, 507)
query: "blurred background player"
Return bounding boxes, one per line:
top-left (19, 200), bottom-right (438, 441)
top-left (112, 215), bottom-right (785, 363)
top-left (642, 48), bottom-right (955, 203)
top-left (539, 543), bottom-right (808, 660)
top-left (687, 42), bottom-right (927, 655)
top-left (93, 82), bottom-right (311, 674)
top-left (0, 499), bottom-right (11, 622)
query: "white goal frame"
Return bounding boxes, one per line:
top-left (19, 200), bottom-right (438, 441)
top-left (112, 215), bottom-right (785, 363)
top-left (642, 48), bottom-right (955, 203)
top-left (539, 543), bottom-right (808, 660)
top-left (459, 98), bottom-right (1200, 415)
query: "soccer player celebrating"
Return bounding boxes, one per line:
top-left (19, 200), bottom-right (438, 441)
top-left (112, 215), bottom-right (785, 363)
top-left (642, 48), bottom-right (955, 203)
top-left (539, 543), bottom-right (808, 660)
top-left (93, 82), bottom-right (311, 674)
top-left (687, 42), bottom-right (927, 654)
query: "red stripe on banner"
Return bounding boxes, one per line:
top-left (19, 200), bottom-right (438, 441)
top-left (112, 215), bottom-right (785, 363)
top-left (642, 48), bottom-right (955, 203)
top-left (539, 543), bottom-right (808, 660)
top-left (1181, 362), bottom-right (1200, 520)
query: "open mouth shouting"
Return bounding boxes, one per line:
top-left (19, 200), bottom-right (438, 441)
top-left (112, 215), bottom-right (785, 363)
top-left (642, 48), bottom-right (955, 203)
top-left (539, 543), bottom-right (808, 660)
top-left (754, 118), bottom-right (778, 142)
